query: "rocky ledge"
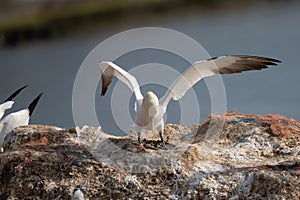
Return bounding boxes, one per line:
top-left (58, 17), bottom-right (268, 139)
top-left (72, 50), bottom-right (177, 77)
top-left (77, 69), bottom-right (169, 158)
top-left (0, 112), bottom-right (299, 199)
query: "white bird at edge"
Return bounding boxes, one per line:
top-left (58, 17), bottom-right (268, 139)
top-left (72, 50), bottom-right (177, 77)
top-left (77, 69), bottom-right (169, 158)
top-left (99, 55), bottom-right (281, 146)
top-left (0, 93), bottom-right (43, 151)
top-left (72, 184), bottom-right (86, 200)
top-left (0, 85), bottom-right (28, 120)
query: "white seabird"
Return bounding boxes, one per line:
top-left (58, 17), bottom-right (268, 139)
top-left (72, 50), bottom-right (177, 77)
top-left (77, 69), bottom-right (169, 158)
top-left (99, 55), bottom-right (281, 145)
top-left (0, 85), bottom-right (28, 120)
top-left (71, 185), bottom-right (86, 200)
top-left (0, 93), bottom-right (43, 150)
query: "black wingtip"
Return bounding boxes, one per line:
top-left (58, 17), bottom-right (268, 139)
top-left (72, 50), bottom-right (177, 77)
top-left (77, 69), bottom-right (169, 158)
top-left (236, 55), bottom-right (282, 64)
top-left (101, 88), bottom-right (107, 96)
top-left (267, 57), bottom-right (282, 64)
top-left (4, 85), bottom-right (28, 102)
top-left (28, 93), bottom-right (43, 116)
top-left (263, 57), bottom-right (282, 65)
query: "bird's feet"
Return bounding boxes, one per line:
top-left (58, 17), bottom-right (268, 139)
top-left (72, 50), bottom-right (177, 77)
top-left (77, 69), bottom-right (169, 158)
top-left (158, 139), bottom-right (169, 149)
top-left (133, 136), bottom-right (173, 150)
top-left (135, 143), bottom-right (149, 152)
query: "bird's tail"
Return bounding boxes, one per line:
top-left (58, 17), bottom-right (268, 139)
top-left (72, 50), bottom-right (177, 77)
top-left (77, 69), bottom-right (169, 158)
top-left (28, 93), bottom-right (43, 116)
top-left (4, 85), bottom-right (28, 102)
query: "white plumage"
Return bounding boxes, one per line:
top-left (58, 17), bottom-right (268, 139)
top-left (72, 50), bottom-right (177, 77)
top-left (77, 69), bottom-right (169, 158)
top-left (0, 85), bottom-right (27, 120)
top-left (99, 55), bottom-right (281, 145)
top-left (0, 93), bottom-right (42, 151)
top-left (0, 101), bottom-right (14, 120)
top-left (72, 185), bottom-right (86, 200)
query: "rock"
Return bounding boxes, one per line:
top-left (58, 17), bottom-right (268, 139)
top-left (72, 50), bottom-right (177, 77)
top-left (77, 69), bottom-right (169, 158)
top-left (0, 112), bottom-right (299, 199)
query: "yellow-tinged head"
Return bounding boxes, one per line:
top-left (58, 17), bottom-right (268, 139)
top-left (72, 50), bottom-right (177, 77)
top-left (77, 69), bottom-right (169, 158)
top-left (143, 91), bottom-right (159, 106)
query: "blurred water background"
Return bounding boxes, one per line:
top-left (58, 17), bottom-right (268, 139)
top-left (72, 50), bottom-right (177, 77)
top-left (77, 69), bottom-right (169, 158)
top-left (0, 0), bottom-right (299, 135)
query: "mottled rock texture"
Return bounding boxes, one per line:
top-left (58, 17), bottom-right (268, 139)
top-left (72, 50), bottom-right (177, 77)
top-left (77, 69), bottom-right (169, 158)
top-left (0, 112), bottom-right (299, 199)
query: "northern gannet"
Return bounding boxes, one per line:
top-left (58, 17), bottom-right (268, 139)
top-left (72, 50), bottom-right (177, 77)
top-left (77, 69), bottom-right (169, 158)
top-left (99, 55), bottom-right (281, 145)
top-left (0, 93), bottom-right (43, 150)
top-left (0, 85), bottom-right (28, 120)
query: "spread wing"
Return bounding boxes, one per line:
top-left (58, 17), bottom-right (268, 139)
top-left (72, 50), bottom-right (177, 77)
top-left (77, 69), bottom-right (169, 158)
top-left (161, 55), bottom-right (281, 109)
top-left (99, 61), bottom-right (143, 103)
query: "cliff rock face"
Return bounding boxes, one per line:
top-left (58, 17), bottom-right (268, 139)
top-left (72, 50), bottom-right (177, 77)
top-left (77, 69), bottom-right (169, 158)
top-left (0, 112), bottom-right (299, 199)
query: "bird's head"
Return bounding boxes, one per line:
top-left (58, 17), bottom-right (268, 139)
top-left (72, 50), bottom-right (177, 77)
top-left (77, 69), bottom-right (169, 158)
top-left (143, 91), bottom-right (159, 106)
top-left (142, 92), bottom-right (159, 118)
